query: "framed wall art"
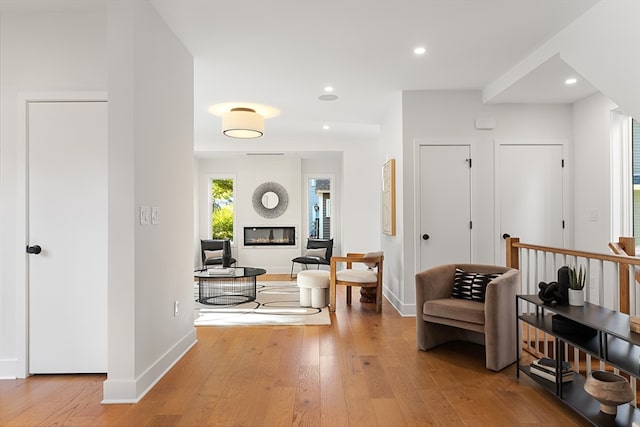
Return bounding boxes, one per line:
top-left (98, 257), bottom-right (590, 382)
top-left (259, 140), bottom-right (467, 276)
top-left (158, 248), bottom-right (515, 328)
top-left (382, 158), bottom-right (396, 236)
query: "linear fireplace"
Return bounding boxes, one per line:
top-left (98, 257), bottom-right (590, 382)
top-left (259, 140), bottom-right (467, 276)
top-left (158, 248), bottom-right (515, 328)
top-left (243, 226), bottom-right (296, 246)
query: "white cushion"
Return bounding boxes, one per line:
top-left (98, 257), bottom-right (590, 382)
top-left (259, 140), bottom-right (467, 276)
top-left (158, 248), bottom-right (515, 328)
top-left (204, 249), bottom-right (223, 259)
top-left (336, 269), bottom-right (377, 283)
top-left (297, 270), bottom-right (330, 288)
top-left (303, 248), bottom-right (327, 258)
top-left (363, 251), bottom-right (383, 268)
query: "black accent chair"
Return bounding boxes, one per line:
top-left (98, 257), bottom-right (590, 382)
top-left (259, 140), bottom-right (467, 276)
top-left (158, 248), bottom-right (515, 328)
top-left (200, 239), bottom-right (237, 269)
top-left (290, 238), bottom-right (333, 278)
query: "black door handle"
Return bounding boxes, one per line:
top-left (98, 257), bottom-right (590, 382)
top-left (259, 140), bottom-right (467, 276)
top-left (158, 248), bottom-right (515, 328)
top-left (502, 233), bottom-right (511, 240)
top-left (26, 245), bottom-right (41, 255)
top-left (422, 234), bottom-right (430, 240)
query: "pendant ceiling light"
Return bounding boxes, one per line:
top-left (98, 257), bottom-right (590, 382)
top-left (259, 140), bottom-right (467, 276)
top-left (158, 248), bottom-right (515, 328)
top-left (221, 107), bottom-right (264, 139)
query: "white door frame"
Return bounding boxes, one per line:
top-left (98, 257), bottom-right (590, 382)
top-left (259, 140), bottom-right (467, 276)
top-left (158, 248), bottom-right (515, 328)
top-left (493, 138), bottom-right (571, 264)
top-left (413, 138), bottom-right (475, 274)
top-left (15, 91), bottom-right (107, 377)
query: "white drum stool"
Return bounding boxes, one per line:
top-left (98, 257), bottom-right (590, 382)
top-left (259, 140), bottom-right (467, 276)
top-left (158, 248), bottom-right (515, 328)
top-left (297, 270), bottom-right (330, 308)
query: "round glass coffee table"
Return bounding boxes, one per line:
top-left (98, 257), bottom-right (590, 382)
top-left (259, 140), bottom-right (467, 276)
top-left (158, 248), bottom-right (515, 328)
top-left (194, 267), bottom-right (266, 305)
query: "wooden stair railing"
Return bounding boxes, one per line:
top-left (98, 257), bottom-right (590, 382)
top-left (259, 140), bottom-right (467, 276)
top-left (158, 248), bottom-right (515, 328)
top-left (609, 237), bottom-right (640, 331)
top-left (506, 236), bottom-right (640, 314)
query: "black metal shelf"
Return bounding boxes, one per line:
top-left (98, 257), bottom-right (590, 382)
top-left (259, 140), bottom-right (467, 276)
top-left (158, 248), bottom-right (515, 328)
top-left (517, 295), bottom-right (640, 426)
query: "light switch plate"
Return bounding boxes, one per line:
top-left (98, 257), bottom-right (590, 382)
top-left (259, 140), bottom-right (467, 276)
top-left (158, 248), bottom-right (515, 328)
top-left (151, 206), bottom-right (160, 225)
top-left (140, 206), bottom-right (150, 225)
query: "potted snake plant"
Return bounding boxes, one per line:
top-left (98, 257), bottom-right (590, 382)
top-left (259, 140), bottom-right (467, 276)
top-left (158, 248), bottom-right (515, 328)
top-left (567, 265), bottom-right (586, 306)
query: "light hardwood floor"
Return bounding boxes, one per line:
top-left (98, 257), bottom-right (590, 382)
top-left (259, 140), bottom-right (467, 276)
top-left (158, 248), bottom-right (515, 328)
top-left (0, 275), bottom-right (588, 427)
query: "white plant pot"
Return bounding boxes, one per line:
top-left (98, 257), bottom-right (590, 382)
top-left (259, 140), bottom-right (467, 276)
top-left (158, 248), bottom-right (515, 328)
top-left (568, 289), bottom-right (584, 306)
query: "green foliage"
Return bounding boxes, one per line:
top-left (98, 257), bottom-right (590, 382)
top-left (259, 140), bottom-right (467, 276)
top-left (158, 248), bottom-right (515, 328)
top-left (211, 179), bottom-right (234, 211)
top-left (211, 179), bottom-right (234, 239)
top-left (567, 265), bottom-right (586, 290)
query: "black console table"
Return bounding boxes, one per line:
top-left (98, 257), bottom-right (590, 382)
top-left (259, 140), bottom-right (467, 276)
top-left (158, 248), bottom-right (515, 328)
top-left (516, 294), bottom-right (640, 426)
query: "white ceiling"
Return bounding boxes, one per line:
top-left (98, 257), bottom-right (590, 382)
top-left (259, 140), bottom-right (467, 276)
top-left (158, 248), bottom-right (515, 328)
top-left (1, 0), bottom-right (602, 146)
top-left (148, 0), bottom-right (601, 146)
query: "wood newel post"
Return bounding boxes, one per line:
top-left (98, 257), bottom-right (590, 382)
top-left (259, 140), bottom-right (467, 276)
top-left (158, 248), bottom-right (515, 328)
top-left (618, 236), bottom-right (635, 314)
top-left (506, 237), bottom-right (520, 269)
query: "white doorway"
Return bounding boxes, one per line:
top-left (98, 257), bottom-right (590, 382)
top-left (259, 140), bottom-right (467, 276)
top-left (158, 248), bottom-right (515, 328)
top-left (495, 141), bottom-right (566, 264)
top-left (418, 144), bottom-right (472, 271)
top-left (27, 100), bottom-right (108, 373)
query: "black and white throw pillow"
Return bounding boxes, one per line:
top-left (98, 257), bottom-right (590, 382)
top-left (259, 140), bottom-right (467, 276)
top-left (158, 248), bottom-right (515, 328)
top-left (451, 268), bottom-right (502, 302)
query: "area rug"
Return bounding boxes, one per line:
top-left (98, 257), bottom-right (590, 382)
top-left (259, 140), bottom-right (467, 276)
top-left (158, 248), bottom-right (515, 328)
top-left (194, 281), bottom-right (331, 326)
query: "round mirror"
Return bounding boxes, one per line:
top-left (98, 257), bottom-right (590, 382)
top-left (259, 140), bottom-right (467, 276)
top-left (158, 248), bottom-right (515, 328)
top-left (261, 191), bottom-right (279, 209)
top-left (252, 182), bottom-right (289, 218)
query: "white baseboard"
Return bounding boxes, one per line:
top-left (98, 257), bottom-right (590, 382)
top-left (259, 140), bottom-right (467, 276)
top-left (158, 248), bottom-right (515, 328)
top-left (383, 288), bottom-right (416, 317)
top-left (0, 358), bottom-right (17, 379)
top-left (102, 328), bottom-right (197, 403)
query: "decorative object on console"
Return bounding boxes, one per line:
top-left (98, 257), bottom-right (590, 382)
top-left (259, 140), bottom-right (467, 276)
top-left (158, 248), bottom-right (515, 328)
top-left (557, 266), bottom-right (570, 305)
top-left (529, 357), bottom-right (573, 383)
top-left (567, 264), bottom-right (586, 306)
top-left (538, 281), bottom-right (563, 305)
top-left (537, 266), bottom-right (571, 306)
top-left (584, 370), bottom-right (634, 415)
top-left (252, 182), bottom-right (289, 218)
top-left (551, 314), bottom-right (597, 338)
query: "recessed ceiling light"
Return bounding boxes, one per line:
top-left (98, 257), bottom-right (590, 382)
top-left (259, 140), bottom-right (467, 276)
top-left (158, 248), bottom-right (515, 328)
top-left (318, 94), bottom-right (338, 101)
top-left (324, 86), bottom-right (334, 92)
top-left (414, 46), bottom-right (427, 55)
top-left (323, 124), bottom-right (330, 130)
top-left (565, 77), bottom-right (578, 85)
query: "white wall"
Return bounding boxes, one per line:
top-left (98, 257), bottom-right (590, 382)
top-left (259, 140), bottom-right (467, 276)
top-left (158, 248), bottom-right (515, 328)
top-left (0, 10), bottom-right (107, 378)
top-left (572, 93), bottom-right (618, 252)
top-left (485, 0), bottom-right (640, 122)
top-left (380, 93), bottom-right (404, 312)
top-left (558, 0), bottom-right (640, 122)
top-left (104, 0), bottom-right (196, 402)
top-left (398, 90), bottom-right (573, 315)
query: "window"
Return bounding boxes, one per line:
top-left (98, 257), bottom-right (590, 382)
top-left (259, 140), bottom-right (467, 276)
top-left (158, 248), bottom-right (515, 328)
top-left (612, 113), bottom-right (637, 243)
top-left (210, 178), bottom-right (234, 240)
top-left (633, 120), bottom-right (640, 237)
top-left (307, 177), bottom-right (332, 239)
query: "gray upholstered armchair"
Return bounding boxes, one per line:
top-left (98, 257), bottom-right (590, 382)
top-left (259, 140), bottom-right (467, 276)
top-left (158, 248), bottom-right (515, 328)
top-left (415, 263), bottom-right (520, 372)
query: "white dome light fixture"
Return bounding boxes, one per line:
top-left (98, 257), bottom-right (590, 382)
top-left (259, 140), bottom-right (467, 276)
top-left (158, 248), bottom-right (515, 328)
top-left (222, 107), bottom-right (264, 139)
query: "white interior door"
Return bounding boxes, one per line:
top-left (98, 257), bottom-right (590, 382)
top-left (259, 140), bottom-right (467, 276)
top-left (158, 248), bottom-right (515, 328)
top-left (496, 143), bottom-right (565, 264)
top-left (28, 101), bottom-right (108, 373)
top-left (419, 145), bottom-right (471, 271)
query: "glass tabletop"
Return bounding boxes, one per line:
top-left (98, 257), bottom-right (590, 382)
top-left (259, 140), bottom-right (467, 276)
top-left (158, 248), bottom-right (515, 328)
top-left (194, 266), bottom-right (266, 279)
